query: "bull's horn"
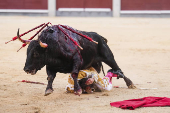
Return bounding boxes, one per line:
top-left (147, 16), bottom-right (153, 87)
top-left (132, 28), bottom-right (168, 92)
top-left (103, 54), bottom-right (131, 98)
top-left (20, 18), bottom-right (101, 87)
top-left (39, 40), bottom-right (48, 48)
top-left (17, 29), bottom-right (31, 44)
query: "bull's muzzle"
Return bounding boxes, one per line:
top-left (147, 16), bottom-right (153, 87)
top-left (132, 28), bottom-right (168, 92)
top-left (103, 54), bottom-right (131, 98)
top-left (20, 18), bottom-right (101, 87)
top-left (24, 67), bottom-right (36, 75)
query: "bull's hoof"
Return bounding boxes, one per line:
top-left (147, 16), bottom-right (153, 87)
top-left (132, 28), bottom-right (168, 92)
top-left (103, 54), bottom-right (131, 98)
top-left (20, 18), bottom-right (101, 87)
top-left (128, 84), bottom-right (136, 89)
top-left (123, 76), bottom-right (136, 89)
top-left (74, 88), bottom-right (82, 96)
top-left (44, 89), bottom-right (53, 96)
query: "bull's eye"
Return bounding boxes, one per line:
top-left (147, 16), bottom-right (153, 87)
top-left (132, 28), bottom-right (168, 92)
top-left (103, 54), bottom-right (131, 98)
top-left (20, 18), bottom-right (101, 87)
top-left (34, 52), bottom-right (39, 58)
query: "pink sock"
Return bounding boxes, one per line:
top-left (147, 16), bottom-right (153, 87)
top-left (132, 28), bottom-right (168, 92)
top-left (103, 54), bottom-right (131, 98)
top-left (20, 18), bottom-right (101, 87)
top-left (106, 72), bottom-right (117, 78)
top-left (104, 72), bottom-right (118, 84)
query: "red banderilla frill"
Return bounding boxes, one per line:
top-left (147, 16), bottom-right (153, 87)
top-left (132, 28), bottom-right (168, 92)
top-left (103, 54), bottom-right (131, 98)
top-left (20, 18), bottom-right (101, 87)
top-left (59, 25), bottom-right (98, 44)
top-left (5, 22), bottom-right (52, 51)
top-left (5, 22), bottom-right (98, 51)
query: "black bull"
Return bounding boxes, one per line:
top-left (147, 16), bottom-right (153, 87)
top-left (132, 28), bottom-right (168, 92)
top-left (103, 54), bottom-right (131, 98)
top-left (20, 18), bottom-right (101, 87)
top-left (23, 25), bottom-right (135, 95)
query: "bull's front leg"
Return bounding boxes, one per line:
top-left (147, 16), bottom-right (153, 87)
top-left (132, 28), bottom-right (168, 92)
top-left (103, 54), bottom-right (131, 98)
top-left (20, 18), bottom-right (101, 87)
top-left (45, 66), bottom-right (56, 96)
top-left (71, 54), bottom-right (82, 95)
top-left (71, 73), bottom-right (82, 95)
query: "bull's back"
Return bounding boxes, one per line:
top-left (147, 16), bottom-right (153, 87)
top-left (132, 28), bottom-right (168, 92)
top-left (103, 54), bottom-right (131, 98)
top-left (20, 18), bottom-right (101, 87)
top-left (78, 31), bottom-right (107, 70)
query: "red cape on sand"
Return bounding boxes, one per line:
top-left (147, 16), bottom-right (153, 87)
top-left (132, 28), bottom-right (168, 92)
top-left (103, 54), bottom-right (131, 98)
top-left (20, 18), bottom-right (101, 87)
top-left (110, 96), bottom-right (170, 110)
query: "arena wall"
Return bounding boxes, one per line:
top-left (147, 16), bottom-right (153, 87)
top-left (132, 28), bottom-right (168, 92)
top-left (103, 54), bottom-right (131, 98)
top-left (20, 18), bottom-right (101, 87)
top-left (0, 0), bottom-right (48, 16)
top-left (0, 0), bottom-right (170, 17)
top-left (56, 0), bottom-right (112, 9)
top-left (0, 0), bottom-right (47, 9)
top-left (121, 0), bottom-right (170, 17)
top-left (121, 0), bottom-right (170, 10)
top-left (56, 0), bottom-right (112, 16)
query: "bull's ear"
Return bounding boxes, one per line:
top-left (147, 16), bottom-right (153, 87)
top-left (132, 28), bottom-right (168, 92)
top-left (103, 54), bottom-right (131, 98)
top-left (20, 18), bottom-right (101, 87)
top-left (48, 28), bottom-right (54, 33)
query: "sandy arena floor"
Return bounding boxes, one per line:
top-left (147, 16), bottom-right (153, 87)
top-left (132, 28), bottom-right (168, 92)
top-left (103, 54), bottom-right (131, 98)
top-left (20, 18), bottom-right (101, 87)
top-left (0, 16), bottom-right (170, 113)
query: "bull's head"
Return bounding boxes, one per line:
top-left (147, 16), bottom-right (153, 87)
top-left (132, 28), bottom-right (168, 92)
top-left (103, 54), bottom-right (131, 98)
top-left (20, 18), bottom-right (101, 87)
top-left (16, 29), bottom-right (48, 75)
top-left (24, 40), bottom-right (47, 75)
top-left (5, 22), bottom-right (55, 75)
